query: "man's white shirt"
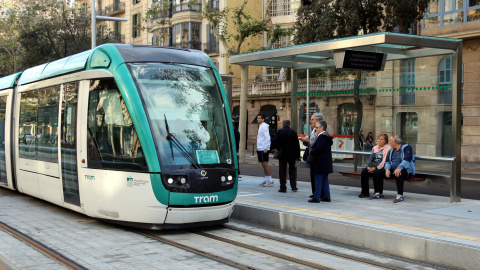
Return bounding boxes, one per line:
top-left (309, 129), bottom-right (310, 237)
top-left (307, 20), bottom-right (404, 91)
top-left (257, 122), bottom-right (270, 151)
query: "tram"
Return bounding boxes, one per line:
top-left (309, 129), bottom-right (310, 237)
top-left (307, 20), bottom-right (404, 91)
top-left (0, 44), bottom-right (238, 229)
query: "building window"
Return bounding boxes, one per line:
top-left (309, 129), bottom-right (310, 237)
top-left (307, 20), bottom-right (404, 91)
top-left (132, 14), bottom-right (140, 38)
top-left (400, 112), bottom-right (418, 152)
top-left (172, 22), bottom-right (201, 50)
top-left (401, 59), bottom-right (415, 105)
top-left (272, 35), bottom-right (292, 49)
top-left (153, 28), bottom-right (171, 46)
top-left (270, 0), bottom-right (292, 16)
top-left (205, 24), bottom-right (219, 54)
top-left (337, 103), bottom-right (357, 136)
top-left (438, 55), bottom-right (452, 104)
top-left (264, 67), bottom-right (279, 82)
top-left (423, 0), bottom-right (480, 28)
top-left (133, 0), bottom-right (140, 4)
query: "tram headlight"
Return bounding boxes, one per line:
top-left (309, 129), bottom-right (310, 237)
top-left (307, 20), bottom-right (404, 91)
top-left (221, 176), bottom-right (226, 182)
top-left (167, 178), bottom-right (174, 184)
top-left (180, 177), bottom-right (187, 184)
top-left (227, 175), bottom-right (233, 181)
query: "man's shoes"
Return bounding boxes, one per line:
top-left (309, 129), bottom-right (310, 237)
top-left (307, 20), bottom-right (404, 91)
top-left (370, 193), bottom-right (384, 200)
top-left (308, 198), bottom-right (320, 203)
top-left (278, 189), bottom-right (286, 193)
top-left (358, 193), bottom-right (369, 198)
top-left (320, 197), bottom-right (331, 202)
top-left (263, 181), bottom-right (274, 187)
top-left (259, 180), bottom-right (267, 186)
top-left (292, 188), bottom-right (298, 192)
top-left (393, 195), bottom-right (405, 203)
top-left (309, 194), bottom-right (314, 198)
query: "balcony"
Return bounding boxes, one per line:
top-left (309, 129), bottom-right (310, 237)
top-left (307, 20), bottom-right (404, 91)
top-left (105, 2), bottom-right (125, 16)
top-left (172, 1), bottom-right (201, 14)
top-left (172, 40), bottom-right (201, 50)
top-left (232, 77), bottom-right (377, 97)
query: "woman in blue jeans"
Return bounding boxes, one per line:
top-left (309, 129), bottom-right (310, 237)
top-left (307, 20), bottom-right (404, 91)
top-left (308, 120), bottom-right (333, 203)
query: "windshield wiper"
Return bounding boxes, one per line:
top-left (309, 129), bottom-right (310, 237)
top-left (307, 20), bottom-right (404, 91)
top-left (164, 114), bottom-right (202, 169)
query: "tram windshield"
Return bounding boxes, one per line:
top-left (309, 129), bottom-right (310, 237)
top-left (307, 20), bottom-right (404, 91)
top-left (129, 62), bottom-right (234, 170)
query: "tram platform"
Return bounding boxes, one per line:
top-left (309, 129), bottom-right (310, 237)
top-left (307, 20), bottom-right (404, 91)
top-left (232, 174), bottom-right (480, 270)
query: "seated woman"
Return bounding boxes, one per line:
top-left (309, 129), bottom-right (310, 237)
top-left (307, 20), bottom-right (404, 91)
top-left (358, 133), bottom-right (391, 199)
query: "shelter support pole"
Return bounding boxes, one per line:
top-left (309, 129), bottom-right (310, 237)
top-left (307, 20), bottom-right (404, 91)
top-left (451, 48), bottom-right (462, 202)
top-left (238, 65), bottom-right (249, 163)
top-left (291, 69), bottom-right (298, 132)
top-left (306, 69), bottom-right (310, 132)
top-left (91, 0), bottom-right (96, 49)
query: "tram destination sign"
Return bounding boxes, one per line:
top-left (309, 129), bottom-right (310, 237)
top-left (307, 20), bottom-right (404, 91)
top-left (334, 50), bottom-right (387, 71)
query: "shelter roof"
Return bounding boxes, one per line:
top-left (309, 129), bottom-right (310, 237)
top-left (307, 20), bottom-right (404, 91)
top-left (229, 32), bottom-right (462, 70)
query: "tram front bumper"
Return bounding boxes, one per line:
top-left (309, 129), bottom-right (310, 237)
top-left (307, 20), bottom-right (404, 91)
top-left (164, 201), bottom-right (235, 224)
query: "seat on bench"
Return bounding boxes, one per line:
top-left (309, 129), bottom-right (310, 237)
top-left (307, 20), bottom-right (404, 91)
top-left (339, 171), bottom-right (426, 182)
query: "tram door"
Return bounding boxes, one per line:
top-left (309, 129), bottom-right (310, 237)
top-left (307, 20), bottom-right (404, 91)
top-left (0, 91), bottom-right (12, 188)
top-left (61, 83), bottom-right (80, 206)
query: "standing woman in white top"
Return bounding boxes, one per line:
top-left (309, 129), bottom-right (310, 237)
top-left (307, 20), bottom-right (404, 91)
top-left (256, 113), bottom-right (273, 186)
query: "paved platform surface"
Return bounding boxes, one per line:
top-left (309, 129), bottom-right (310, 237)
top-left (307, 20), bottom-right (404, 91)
top-left (232, 175), bottom-right (480, 270)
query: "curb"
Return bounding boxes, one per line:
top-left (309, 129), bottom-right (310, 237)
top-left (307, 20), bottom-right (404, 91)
top-left (231, 203), bottom-right (480, 270)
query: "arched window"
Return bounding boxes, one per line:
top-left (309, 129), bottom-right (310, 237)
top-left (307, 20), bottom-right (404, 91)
top-left (439, 55), bottom-right (452, 85)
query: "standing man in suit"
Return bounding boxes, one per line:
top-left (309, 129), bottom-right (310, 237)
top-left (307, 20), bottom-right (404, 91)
top-left (272, 120), bottom-right (301, 193)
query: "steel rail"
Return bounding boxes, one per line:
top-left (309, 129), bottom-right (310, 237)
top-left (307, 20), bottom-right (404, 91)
top-left (0, 221), bottom-right (87, 270)
top-left (133, 230), bottom-right (254, 270)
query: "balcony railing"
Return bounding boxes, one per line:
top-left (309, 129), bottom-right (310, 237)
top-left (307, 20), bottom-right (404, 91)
top-left (105, 2), bottom-right (125, 16)
top-left (232, 77), bottom-right (377, 97)
top-left (172, 2), bottom-right (201, 14)
top-left (172, 40), bottom-right (201, 50)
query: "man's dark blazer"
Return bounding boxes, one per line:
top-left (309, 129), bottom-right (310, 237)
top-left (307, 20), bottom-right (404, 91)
top-left (271, 126), bottom-right (300, 160)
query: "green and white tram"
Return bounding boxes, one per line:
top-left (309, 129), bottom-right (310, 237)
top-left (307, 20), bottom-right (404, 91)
top-left (0, 44), bottom-right (238, 229)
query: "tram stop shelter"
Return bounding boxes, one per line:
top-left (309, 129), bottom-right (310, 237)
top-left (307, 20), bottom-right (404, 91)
top-left (229, 32), bottom-right (463, 202)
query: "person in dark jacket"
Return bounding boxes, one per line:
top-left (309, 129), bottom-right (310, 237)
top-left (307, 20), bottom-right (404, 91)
top-left (272, 119), bottom-right (301, 192)
top-left (308, 120), bottom-right (333, 203)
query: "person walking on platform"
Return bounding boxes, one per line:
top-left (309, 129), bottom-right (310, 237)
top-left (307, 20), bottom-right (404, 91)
top-left (385, 135), bottom-right (416, 203)
top-left (358, 133), bottom-right (391, 199)
top-left (272, 120), bottom-right (301, 193)
top-left (299, 112), bottom-right (327, 199)
top-left (256, 113), bottom-right (273, 187)
top-left (308, 120), bottom-right (333, 203)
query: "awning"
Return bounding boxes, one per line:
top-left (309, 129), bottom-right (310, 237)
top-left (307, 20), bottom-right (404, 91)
top-left (251, 110), bottom-right (277, 124)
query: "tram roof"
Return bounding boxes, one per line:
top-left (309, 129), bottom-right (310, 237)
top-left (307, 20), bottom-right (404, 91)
top-left (0, 72), bottom-right (22, 91)
top-left (229, 32), bottom-right (463, 69)
top-left (16, 44), bottom-right (211, 86)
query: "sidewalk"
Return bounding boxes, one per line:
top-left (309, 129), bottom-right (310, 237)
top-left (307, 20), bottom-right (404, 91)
top-left (232, 175), bottom-right (480, 269)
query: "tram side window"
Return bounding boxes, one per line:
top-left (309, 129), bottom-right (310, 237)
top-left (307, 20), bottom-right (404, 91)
top-left (87, 79), bottom-right (148, 172)
top-left (19, 91), bottom-right (38, 160)
top-left (37, 86), bottom-right (60, 162)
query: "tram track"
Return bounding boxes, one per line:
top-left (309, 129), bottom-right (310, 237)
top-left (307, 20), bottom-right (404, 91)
top-left (0, 220), bottom-right (87, 270)
top-left (132, 224), bottom-right (404, 270)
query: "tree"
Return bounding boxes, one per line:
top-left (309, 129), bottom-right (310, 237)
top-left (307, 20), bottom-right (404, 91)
top-left (294, 0), bottom-right (429, 151)
top-left (0, 0), bottom-right (23, 76)
top-left (0, 0), bottom-right (118, 75)
top-left (147, 0), bottom-right (291, 56)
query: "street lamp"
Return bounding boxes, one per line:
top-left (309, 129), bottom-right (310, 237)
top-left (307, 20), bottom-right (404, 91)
top-left (91, 0), bottom-right (128, 49)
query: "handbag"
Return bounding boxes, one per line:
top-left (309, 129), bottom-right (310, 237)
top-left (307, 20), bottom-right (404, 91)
top-left (302, 147), bottom-right (310, 161)
top-left (273, 149), bottom-right (283, 159)
top-left (306, 153), bottom-right (314, 164)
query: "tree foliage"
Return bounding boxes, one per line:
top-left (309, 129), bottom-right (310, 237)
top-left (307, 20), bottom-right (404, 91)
top-left (294, 0), bottom-right (429, 44)
top-left (0, 0), bottom-right (117, 76)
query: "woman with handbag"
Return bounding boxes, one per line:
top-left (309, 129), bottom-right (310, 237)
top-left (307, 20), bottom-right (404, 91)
top-left (308, 120), bottom-right (333, 203)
